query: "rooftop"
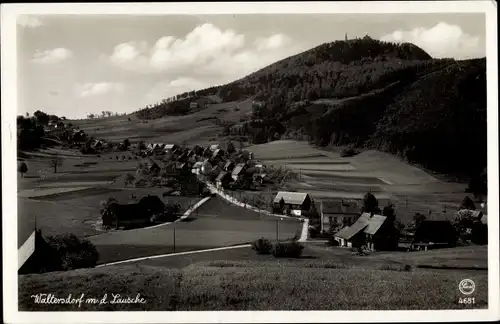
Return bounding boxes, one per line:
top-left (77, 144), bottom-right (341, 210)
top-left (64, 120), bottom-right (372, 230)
top-left (273, 191), bottom-right (309, 205)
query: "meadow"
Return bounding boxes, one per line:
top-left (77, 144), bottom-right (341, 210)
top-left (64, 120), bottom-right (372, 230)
top-left (247, 140), bottom-right (468, 224)
top-left (19, 253), bottom-right (487, 311)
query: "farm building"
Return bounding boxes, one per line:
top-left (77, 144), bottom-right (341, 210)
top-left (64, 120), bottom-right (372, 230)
top-left (198, 160), bottom-right (212, 175)
top-left (411, 220), bottom-right (457, 251)
top-left (231, 163), bottom-right (248, 182)
top-left (102, 195), bottom-right (165, 229)
top-left (334, 213), bottom-right (396, 251)
top-left (192, 161), bottom-right (204, 175)
top-left (273, 191), bottom-right (312, 217)
top-left (224, 160), bottom-right (235, 172)
top-left (215, 171), bottom-right (232, 189)
top-left (321, 200), bottom-right (360, 232)
top-left (193, 145), bottom-right (204, 156)
top-left (91, 140), bottom-right (103, 150)
top-left (164, 144), bottom-right (179, 153)
top-left (145, 158), bottom-right (162, 174)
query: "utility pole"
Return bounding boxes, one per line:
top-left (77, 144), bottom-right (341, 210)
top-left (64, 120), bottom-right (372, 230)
top-left (173, 227), bottom-right (176, 253)
top-left (276, 219), bottom-right (280, 241)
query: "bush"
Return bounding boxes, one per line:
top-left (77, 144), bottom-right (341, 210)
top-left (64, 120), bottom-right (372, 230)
top-left (44, 234), bottom-right (99, 271)
top-left (251, 237), bottom-right (273, 254)
top-left (327, 235), bottom-right (340, 246)
top-left (271, 240), bottom-right (304, 258)
top-left (340, 148), bottom-right (359, 157)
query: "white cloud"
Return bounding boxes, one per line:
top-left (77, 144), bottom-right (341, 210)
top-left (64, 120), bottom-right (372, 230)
top-left (32, 48), bottom-right (73, 64)
top-left (107, 23), bottom-right (305, 81)
top-left (380, 22), bottom-right (482, 59)
top-left (77, 82), bottom-right (125, 98)
top-left (18, 15), bottom-right (44, 28)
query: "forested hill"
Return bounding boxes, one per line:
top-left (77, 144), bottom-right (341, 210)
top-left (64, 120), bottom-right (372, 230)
top-left (136, 36), bottom-right (487, 178)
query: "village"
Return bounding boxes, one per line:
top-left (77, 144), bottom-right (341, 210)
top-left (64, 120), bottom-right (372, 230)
top-left (42, 117), bottom-right (488, 255)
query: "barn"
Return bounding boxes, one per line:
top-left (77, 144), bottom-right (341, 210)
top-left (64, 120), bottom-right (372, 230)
top-left (273, 191), bottom-right (312, 216)
top-left (334, 213), bottom-right (396, 251)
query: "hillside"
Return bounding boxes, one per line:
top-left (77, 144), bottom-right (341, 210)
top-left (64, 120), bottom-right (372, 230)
top-left (134, 36), bottom-right (486, 178)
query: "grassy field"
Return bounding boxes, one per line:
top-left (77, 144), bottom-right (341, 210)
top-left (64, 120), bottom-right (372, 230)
top-left (19, 258), bottom-right (487, 311)
top-left (69, 99), bottom-right (253, 145)
top-left (87, 197), bottom-right (302, 264)
top-left (247, 140), bottom-right (471, 225)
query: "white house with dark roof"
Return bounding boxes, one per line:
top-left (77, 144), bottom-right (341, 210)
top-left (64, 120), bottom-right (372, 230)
top-left (334, 212), bottom-right (395, 250)
top-left (273, 191), bottom-right (312, 216)
top-left (231, 163), bottom-right (248, 182)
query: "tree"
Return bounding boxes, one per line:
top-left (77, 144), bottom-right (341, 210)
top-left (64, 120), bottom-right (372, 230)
top-left (124, 173), bottom-right (135, 186)
top-left (466, 168), bottom-right (487, 201)
top-left (413, 212), bottom-right (426, 227)
top-left (227, 141), bottom-right (235, 154)
top-left (87, 114), bottom-right (95, 119)
top-left (361, 192), bottom-right (380, 214)
top-left (460, 196), bottom-right (476, 210)
top-left (18, 162), bottom-right (28, 177)
top-left (382, 203), bottom-right (396, 223)
top-left (49, 156), bottom-right (63, 173)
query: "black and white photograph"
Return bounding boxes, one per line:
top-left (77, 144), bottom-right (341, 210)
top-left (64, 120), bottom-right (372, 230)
top-left (2, 1), bottom-right (499, 323)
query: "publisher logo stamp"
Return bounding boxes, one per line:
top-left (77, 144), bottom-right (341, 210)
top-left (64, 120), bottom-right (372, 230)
top-left (459, 279), bottom-right (475, 295)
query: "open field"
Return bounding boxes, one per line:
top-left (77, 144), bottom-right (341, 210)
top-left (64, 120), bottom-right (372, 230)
top-left (247, 140), bottom-right (470, 224)
top-left (87, 197), bottom-right (302, 264)
top-left (69, 99), bottom-right (254, 145)
top-left (18, 192), bottom-right (197, 245)
top-left (19, 258), bottom-right (487, 311)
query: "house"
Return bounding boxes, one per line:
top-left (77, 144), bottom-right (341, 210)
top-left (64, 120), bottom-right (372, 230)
top-left (102, 195), bottom-right (165, 229)
top-left (192, 161), bottom-right (204, 175)
top-left (334, 213), bottom-right (396, 251)
top-left (193, 145), bottom-right (204, 156)
top-left (164, 144), bottom-right (179, 153)
top-left (210, 144), bottom-right (220, 151)
top-left (175, 162), bottom-right (189, 175)
top-left (273, 191), bottom-right (312, 216)
top-left (200, 160), bottom-right (212, 175)
top-left (231, 163), bottom-right (248, 182)
top-left (203, 146), bottom-right (213, 158)
top-left (223, 160), bottom-right (235, 172)
top-left (145, 158), bottom-right (161, 174)
top-left (18, 229), bottom-right (57, 274)
top-left (321, 200), bottom-right (360, 232)
top-left (190, 102), bottom-right (199, 109)
top-left (211, 149), bottom-right (225, 164)
top-left (215, 171), bottom-right (232, 189)
top-left (411, 220), bottom-right (457, 251)
top-left (91, 140), bottom-right (103, 150)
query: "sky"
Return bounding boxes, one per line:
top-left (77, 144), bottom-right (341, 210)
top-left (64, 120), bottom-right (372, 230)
top-left (17, 13), bottom-right (486, 119)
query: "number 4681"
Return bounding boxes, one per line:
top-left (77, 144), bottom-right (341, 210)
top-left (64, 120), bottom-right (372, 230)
top-left (459, 297), bottom-right (475, 304)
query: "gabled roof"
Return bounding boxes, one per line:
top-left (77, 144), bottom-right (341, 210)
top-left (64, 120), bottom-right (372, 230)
top-left (231, 163), bottom-right (247, 177)
top-left (192, 161), bottom-right (204, 169)
top-left (164, 144), bottom-right (177, 150)
top-left (224, 160), bottom-right (234, 168)
top-left (212, 149), bottom-right (222, 158)
top-left (322, 200), bottom-right (359, 214)
top-left (273, 191), bottom-right (309, 205)
top-left (176, 162), bottom-right (187, 169)
top-left (360, 213), bottom-right (387, 235)
top-left (334, 212), bottom-right (387, 239)
top-left (18, 230), bottom-right (36, 270)
top-left (210, 144), bottom-right (220, 151)
top-left (216, 171), bottom-right (230, 182)
top-left (335, 222), bottom-right (367, 240)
